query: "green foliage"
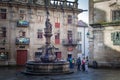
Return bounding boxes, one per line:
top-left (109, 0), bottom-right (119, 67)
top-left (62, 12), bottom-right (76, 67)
top-left (93, 21), bottom-right (120, 27)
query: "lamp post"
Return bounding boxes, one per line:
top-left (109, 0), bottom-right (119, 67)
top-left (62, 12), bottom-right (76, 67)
top-left (84, 26), bottom-right (85, 57)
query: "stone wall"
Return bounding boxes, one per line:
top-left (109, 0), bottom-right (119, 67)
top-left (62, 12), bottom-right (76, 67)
top-left (0, 1), bottom-right (79, 65)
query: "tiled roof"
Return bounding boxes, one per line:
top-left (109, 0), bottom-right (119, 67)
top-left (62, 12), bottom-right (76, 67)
top-left (78, 20), bottom-right (88, 27)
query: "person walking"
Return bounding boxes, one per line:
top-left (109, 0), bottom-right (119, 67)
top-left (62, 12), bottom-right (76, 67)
top-left (77, 57), bottom-right (81, 71)
top-left (68, 58), bottom-right (73, 69)
top-left (72, 58), bottom-right (75, 69)
top-left (81, 57), bottom-right (86, 71)
top-left (85, 56), bottom-right (89, 72)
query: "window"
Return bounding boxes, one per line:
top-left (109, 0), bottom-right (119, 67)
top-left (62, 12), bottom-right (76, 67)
top-left (37, 16), bottom-right (44, 23)
top-left (68, 31), bottom-right (72, 43)
top-left (19, 9), bottom-right (26, 20)
top-left (36, 11), bottom-right (44, 23)
top-left (37, 29), bottom-right (43, 39)
top-left (55, 22), bottom-right (60, 28)
top-left (0, 52), bottom-right (8, 60)
top-left (0, 27), bottom-right (6, 37)
top-left (19, 31), bottom-right (26, 37)
top-left (55, 33), bottom-right (60, 44)
top-left (112, 10), bottom-right (120, 21)
top-left (54, 16), bottom-right (60, 28)
top-left (77, 44), bottom-right (82, 52)
top-left (22, 31), bottom-right (26, 37)
top-left (67, 15), bottom-right (72, 24)
top-left (0, 8), bottom-right (7, 19)
top-left (77, 32), bottom-right (82, 41)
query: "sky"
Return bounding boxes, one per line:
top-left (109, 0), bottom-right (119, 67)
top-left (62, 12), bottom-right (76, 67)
top-left (78, 0), bottom-right (89, 23)
top-left (68, 0), bottom-right (89, 23)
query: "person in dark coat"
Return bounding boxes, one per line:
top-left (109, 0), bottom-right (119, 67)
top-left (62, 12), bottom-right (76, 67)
top-left (77, 57), bottom-right (81, 71)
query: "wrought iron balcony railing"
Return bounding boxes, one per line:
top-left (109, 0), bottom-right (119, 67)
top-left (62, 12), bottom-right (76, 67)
top-left (0, 0), bottom-right (78, 9)
top-left (62, 39), bottom-right (78, 46)
top-left (50, 0), bottom-right (78, 9)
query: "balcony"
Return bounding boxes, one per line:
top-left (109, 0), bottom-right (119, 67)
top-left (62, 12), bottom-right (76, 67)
top-left (62, 39), bottom-right (77, 46)
top-left (50, 0), bottom-right (78, 9)
top-left (16, 37), bottom-right (30, 45)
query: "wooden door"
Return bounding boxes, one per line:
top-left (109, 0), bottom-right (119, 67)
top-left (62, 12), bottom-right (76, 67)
top-left (17, 50), bottom-right (27, 65)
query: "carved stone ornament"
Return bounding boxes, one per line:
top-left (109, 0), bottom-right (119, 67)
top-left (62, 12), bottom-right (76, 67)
top-left (36, 0), bottom-right (44, 5)
top-left (109, 0), bottom-right (120, 9)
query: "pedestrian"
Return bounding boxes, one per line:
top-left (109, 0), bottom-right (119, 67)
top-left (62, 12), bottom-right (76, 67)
top-left (77, 57), bottom-right (81, 71)
top-left (69, 58), bottom-right (73, 69)
top-left (81, 57), bottom-right (86, 71)
top-left (85, 56), bottom-right (89, 72)
top-left (72, 58), bottom-right (75, 69)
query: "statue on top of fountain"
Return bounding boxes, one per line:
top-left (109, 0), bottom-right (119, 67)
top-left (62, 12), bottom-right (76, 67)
top-left (45, 18), bottom-right (52, 31)
top-left (40, 17), bottom-right (56, 63)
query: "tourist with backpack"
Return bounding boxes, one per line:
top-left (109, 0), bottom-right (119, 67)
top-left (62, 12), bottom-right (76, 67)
top-left (77, 57), bottom-right (81, 71)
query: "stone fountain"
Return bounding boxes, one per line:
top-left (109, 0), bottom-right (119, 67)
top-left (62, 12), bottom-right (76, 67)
top-left (23, 5), bottom-right (73, 75)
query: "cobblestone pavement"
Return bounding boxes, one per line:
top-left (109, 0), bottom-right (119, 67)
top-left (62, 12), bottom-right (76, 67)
top-left (0, 67), bottom-right (120, 80)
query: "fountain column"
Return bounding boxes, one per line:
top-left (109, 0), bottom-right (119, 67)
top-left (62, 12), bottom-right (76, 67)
top-left (40, 0), bottom-right (56, 62)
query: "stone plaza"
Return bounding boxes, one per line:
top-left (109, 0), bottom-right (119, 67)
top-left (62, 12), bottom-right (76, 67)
top-left (0, 67), bottom-right (120, 80)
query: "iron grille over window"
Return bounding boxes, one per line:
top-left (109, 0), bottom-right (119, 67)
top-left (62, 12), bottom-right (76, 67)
top-left (112, 10), bottom-right (120, 21)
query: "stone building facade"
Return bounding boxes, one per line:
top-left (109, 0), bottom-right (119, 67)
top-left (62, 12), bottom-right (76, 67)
top-left (89, 0), bottom-right (120, 67)
top-left (77, 20), bottom-right (89, 58)
top-left (0, 0), bottom-right (81, 65)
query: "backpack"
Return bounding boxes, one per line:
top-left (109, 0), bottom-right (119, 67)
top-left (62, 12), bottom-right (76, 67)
top-left (77, 58), bottom-right (81, 64)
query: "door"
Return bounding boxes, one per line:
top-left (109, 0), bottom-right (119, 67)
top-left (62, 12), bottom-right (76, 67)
top-left (17, 50), bottom-right (27, 65)
top-left (55, 52), bottom-right (61, 59)
top-left (67, 54), bottom-right (72, 60)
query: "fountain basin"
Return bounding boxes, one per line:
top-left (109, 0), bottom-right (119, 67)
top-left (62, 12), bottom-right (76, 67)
top-left (23, 61), bottom-right (73, 75)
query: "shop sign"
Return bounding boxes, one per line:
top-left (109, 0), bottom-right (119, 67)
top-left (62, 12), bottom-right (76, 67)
top-left (67, 47), bottom-right (73, 51)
